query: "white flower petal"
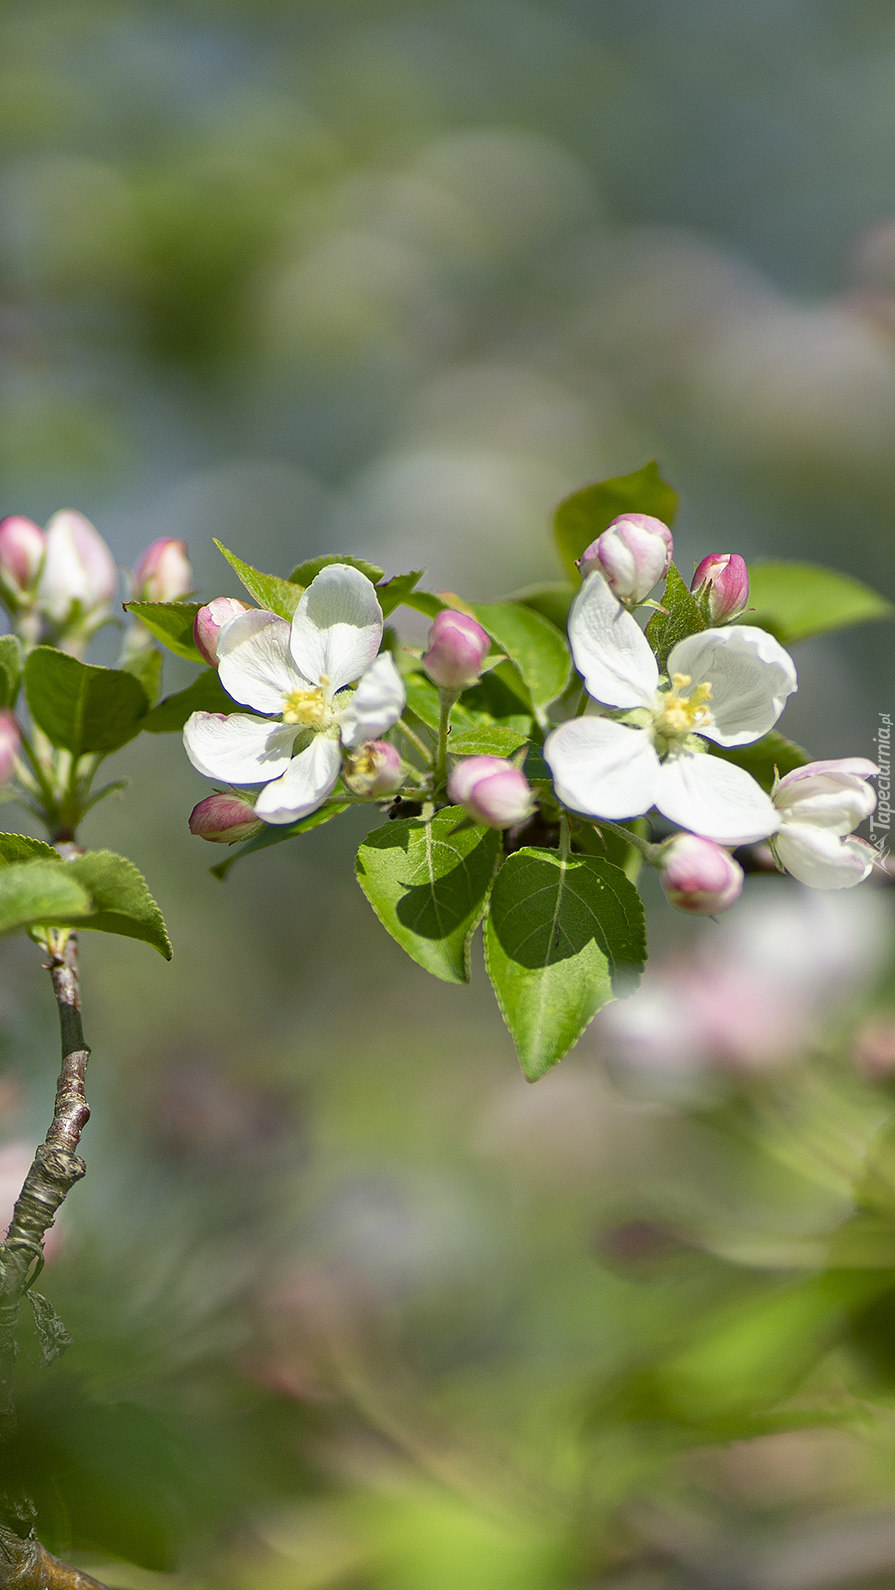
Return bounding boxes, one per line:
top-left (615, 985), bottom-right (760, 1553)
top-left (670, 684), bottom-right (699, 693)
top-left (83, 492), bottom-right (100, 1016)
top-left (775, 825), bottom-right (876, 889)
top-left (254, 734), bottom-right (342, 824)
top-left (775, 771), bottom-right (876, 834)
top-left (217, 610), bottom-right (299, 712)
top-left (777, 757), bottom-right (878, 785)
top-left (544, 717), bottom-right (660, 819)
top-left (668, 625), bottom-right (797, 746)
top-left (567, 572), bottom-right (659, 709)
top-left (656, 750), bottom-right (779, 843)
top-left (183, 712), bottom-right (298, 783)
top-left (290, 565), bottom-right (383, 693)
top-left (338, 652), bottom-right (406, 749)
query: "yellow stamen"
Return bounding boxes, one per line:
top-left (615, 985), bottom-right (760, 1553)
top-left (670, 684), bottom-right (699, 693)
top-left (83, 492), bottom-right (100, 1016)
top-left (654, 675), bottom-right (713, 739)
top-left (282, 686), bottom-right (329, 726)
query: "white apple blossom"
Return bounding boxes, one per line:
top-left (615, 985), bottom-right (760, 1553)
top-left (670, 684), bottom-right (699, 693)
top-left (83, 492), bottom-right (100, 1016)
top-left (544, 572), bottom-right (798, 844)
top-left (183, 565), bottom-right (405, 824)
top-left (770, 758), bottom-right (878, 888)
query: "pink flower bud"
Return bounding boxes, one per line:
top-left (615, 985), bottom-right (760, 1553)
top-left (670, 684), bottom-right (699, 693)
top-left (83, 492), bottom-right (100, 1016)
top-left (422, 609), bottom-right (491, 692)
top-left (343, 739), bottom-right (404, 796)
top-left (0, 712), bottom-right (20, 785)
top-left (193, 597), bottom-right (253, 666)
top-left (577, 514), bottom-right (673, 604)
top-left (660, 833), bottom-right (743, 914)
top-left (37, 509), bottom-right (118, 626)
top-left (189, 792), bottom-right (265, 843)
top-left (0, 516), bottom-right (45, 598)
top-left (690, 553), bottom-right (749, 623)
top-left (133, 538), bottom-right (193, 603)
top-left (448, 755), bottom-right (535, 829)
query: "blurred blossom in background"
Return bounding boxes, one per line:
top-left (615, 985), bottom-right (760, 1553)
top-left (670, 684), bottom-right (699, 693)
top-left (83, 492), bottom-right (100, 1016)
top-left (2, 2), bottom-right (895, 1587)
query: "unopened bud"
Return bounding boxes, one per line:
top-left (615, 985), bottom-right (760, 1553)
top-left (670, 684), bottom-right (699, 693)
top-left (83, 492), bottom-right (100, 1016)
top-left (422, 609), bottom-right (490, 692)
top-left (0, 516), bottom-right (45, 600)
top-left (343, 740), bottom-right (404, 796)
top-left (660, 833), bottom-right (743, 914)
top-left (37, 509), bottom-right (117, 627)
top-left (448, 755), bottom-right (535, 829)
top-left (193, 597), bottom-right (253, 666)
top-left (0, 712), bottom-right (20, 785)
top-left (690, 553), bottom-right (749, 623)
top-left (133, 538), bottom-right (193, 603)
top-left (578, 514), bottom-right (673, 604)
top-left (189, 792), bottom-right (264, 844)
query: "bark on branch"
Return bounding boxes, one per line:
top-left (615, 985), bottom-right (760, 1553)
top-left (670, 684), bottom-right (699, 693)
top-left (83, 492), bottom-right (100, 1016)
top-left (0, 933), bottom-right (90, 1435)
top-left (0, 1529), bottom-right (106, 1590)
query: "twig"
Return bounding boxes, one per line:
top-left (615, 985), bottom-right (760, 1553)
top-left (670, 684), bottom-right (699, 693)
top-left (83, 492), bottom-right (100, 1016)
top-left (0, 1527), bottom-right (107, 1590)
top-left (0, 934), bottom-right (90, 1436)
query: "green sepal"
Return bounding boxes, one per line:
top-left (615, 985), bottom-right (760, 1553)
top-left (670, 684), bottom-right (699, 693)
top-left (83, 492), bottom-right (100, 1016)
top-left (24, 648), bottom-right (149, 755)
top-left (471, 602), bottom-right (571, 714)
top-left (745, 561), bottom-right (894, 645)
top-left (123, 602), bottom-right (205, 663)
top-left (484, 849), bottom-right (646, 1080)
top-left (554, 462), bottom-right (679, 581)
top-left (214, 541), bottom-right (302, 620)
top-left (0, 635), bottom-right (23, 708)
top-left (287, 553), bottom-right (384, 587)
top-left (210, 803), bottom-right (349, 880)
top-left (708, 731), bottom-right (812, 793)
top-left (645, 563), bottom-right (706, 670)
top-left (377, 569), bottom-right (425, 617)
top-left (356, 806), bottom-right (501, 984)
top-left (140, 669), bottom-right (233, 733)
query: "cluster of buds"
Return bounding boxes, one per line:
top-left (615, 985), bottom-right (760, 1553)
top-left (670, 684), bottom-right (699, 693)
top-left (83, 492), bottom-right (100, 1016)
top-left (0, 509), bottom-right (118, 637)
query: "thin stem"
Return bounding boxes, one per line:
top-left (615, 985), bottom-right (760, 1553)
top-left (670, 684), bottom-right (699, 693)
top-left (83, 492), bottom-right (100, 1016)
top-left (592, 816), bottom-right (665, 865)
top-left (559, 809), bottom-right (571, 861)
top-left (433, 690), bottom-right (457, 796)
top-left (396, 718), bottom-right (433, 766)
top-left (0, 934), bottom-right (91, 1438)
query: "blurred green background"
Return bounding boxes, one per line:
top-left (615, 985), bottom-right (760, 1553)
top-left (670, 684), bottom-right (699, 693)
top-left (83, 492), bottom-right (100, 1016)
top-left (4, 2), bottom-right (895, 1586)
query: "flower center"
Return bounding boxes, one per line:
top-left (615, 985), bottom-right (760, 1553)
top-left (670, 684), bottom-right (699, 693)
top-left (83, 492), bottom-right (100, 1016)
top-left (282, 686), bottom-right (330, 727)
top-left (652, 673), bottom-right (713, 749)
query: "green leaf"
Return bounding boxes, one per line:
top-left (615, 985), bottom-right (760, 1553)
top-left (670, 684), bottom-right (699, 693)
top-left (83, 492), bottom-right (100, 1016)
top-left (287, 553), bottom-right (384, 587)
top-left (67, 850), bottom-right (172, 958)
top-left (485, 850), bottom-right (646, 1080)
top-left (448, 725), bottom-right (530, 758)
top-left (377, 569), bottom-right (424, 617)
top-left (140, 668), bottom-right (233, 733)
top-left (508, 582), bottom-right (575, 633)
top-left (471, 602), bottom-right (571, 714)
top-left (215, 541), bottom-right (302, 620)
top-left (210, 802), bottom-right (348, 880)
top-left (0, 833), bottom-right (59, 864)
top-left (124, 601), bottom-right (204, 663)
top-left (0, 635), bottom-right (23, 707)
top-left (554, 462), bottom-right (679, 581)
top-left (402, 673), bottom-right (485, 736)
top-left (745, 561), bottom-right (894, 645)
top-left (399, 589), bottom-right (448, 621)
top-left (644, 563), bottom-right (706, 670)
top-left (356, 807), bottom-right (501, 984)
top-left (708, 731), bottom-right (812, 793)
top-left (0, 861), bottom-right (94, 937)
top-left (24, 648), bottom-right (149, 755)
top-left (462, 665), bottom-right (532, 734)
top-left (121, 644), bottom-right (163, 706)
